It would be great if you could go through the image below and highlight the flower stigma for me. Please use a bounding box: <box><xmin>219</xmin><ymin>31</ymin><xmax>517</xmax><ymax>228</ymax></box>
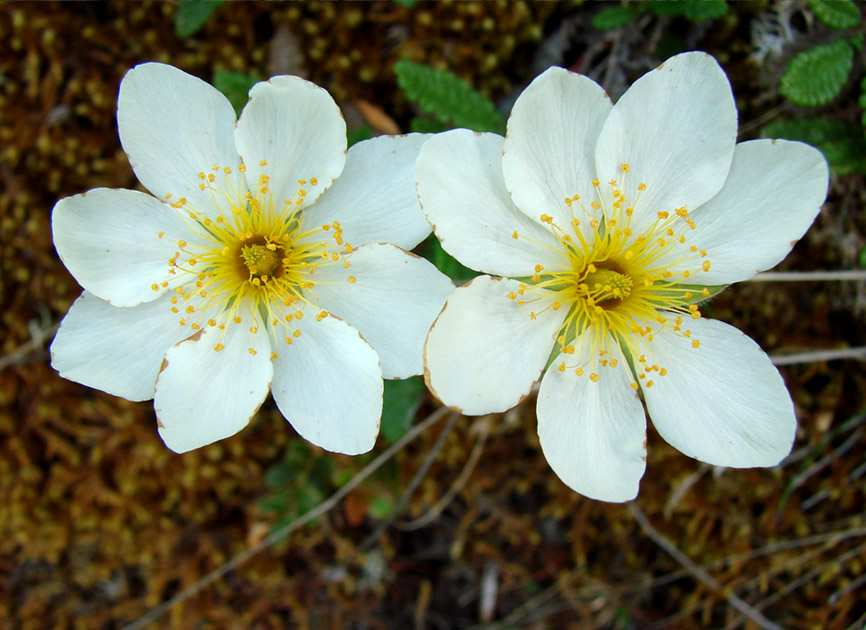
<box><xmin>152</xmin><ymin>161</ymin><xmax>353</xmax><ymax>356</ymax></box>
<box><xmin>509</xmin><ymin>163</ymin><xmax>714</xmax><ymax>387</ymax></box>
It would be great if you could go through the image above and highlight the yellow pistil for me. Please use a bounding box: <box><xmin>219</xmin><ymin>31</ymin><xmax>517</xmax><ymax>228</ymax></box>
<box><xmin>511</xmin><ymin>162</ymin><xmax>712</xmax><ymax>385</ymax></box>
<box><xmin>156</xmin><ymin>164</ymin><xmax>355</xmax><ymax>352</ymax></box>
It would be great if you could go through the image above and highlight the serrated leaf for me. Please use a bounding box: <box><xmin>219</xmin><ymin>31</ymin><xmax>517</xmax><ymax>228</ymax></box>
<box><xmin>808</xmin><ymin>0</ymin><xmax>862</xmax><ymax>29</ymax></box>
<box><xmin>780</xmin><ymin>39</ymin><xmax>854</xmax><ymax>106</ymax></box>
<box><xmin>394</xmin><ymin>60</ymin><xmax>506</xmax><ymax>134</ymax></box>
<box><xmin>592</xmin><ymin>5</ymin><xmax>641</xmax><ymax>29</ymax></box>
<box><xmin>212</xmin><ymin>70</ymin><xmax>258</xmax><ymax>115</ymax></box>
<box><xmin>762</xmin><ymin>118</ymin><xmax>866</xmax><ymax>175</ymax></box>
<box><xmin>381</xmin><ymin>376</ymin><xmax>424</xmax><ymax>444</ymax></box>
<box><xmin>174</xmin><ymin>0</ymin><xmax>223</xmax><ymax>39</ymax></box>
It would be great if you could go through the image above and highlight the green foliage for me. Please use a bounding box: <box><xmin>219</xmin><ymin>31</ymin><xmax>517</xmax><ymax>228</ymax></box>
<box><xmin>381</xmin><ymin>376</ymin><xmax>425</xmax><ymax>444</ymax></box>
<box><xmin>409</xmin><ymin>117</ymin><xmax>451</xmax><ymax>133</ymax></box>
<box><xmin>808</xmin><ymin>0</ymin><xmax>862</xmax><ymax>29</ymax></box>
<box><xmin>347</xmin><ymin>124</ymin><xmax>373</xmax><ymax>148</ymax></box>
<box><xmin>592</xmin><ymin>5</ymin><xmax>642</xmax><ymax>29</ymax></box>
<box><xmin>859</xmin><ymin>246</ymin><xmax>866</xmax><ymax>268</ymax></box>
<box><xmin>860</xmin><ymin>76</ymin><xmax>866</xmax><ymax>130</ymax></box>
<box><xmin>762</xmin><ymin>118</ymin><xmax>866</xmax><ymax>176</ymax></box>
<box><xmin>212</xmin><ymin>70</ymin><xmax>257</xmax><ymax>116</ymax></box>
<box><xmin>392</xmin><ymin>0</ymin><xmax>417</xmax><ymax>7</ymax></box>
<box><xmin>418</xmin><ymin>234</ymin><xmax>479</xmax><ymax>284</ymax></box>
<box><xmin>174</xmin><ymin>0</ymin><xmax>223</xmax><ymax>38</ymax></box>
<box><xmin>393</xmin><ymin>60</ymin><xmax>506</xmax><ymax>134</ymax></box>
<box><xmin>592</xmin><ymin>0</ymin><xmax>727</xmax><ymax>30</ymax></box>
<box><xmin>259</xmin><ymin>440</ymin><xmax>334</xmax><ymax>525</ymax></box>
<box><xmin>780</xmin><ymin>39</ymin><xmax>854</xmax><ymax>107</ymax></box>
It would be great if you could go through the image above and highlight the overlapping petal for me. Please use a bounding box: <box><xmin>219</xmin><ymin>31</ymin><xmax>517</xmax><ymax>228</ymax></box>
<box><xmin>312</xmin><ymin>243</ymin><xmax>454</xmax><ymax>379</ymax></box>
<box><xmin>117</xmin><ymin>62</ymin><xmax>239</xmax><ymax>213</ymax></box>
<box><xmin>638</xmin><ymin>317</ymin><xmax>796</xmax><ymax>467</ymax></box>
<box><xmin>671</xmin><ymin>139</ymin><xmax>829</xmax><ymax>285</ymax></box>
<box><xmin>594</xmin><ymin>52</ymin><xmax>737</xmax><ymax>237</ymax></box>
<box><xmin>416</xmin><ymin>129</ymin><xmax>564</xmax><ymax>277</ymax></box>
<box><xmin>271</xmin><ymin>314</ymin><xmax>382</xmax><ymax>455</ymax></box>
<box><xmin>303</xmin><ymin>134</ymin><xmax>432</xmax><ymax>251</ymax></box>
<box><xmin>154</xmin><ymin>313</ymin><xmax>273</xmax><ymax>453</ymax></box>
<box><xmin>537</xmin><ymin>335</ymin><xmax>646</xmax><ymax>502</ymax></box>
<box><xmin>50</xmin><ymin>291</ymin><xmax>195</xmax><ymax>402</ymax></box>
<box><xmin>52</xmin><ymin>188</ymin><xmax>201</xmax><ymax>306</ymax></box>
<box><xmin>236</xmin><ymin>75</ymin><xmax>346</xmax><ymax>209</ymax></box>
<box><xmin>424</xmin><ymin>275</ymin><xmax>565</xmax><ymax>415</ymax></box>
<box><xmin>502</xmin><ymin>66</ymin><xmax>612</xmax><ymax>243</ymax></box>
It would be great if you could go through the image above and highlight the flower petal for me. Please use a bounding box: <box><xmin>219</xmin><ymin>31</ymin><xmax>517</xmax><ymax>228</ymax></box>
<box><xmin>416</xmin><ymin>129</ymin><xmax>565</xmax><ymax>278</ymax></box>
<box><xmin>303</xmin><ymin>134</ymin><xmax>432</xmax><ymax>251</ymax></box>
<box><xmin>537</xmin><ymin>336</ymin><xmax>646</xmax><ymax>502</ymax></box>
<box><xmin>50</xmin><ymin>291</ymin><xmax>195</xmax><ymax>402</ymax></box>
<box><xmin>502</xmin><ymin>66</ymin><xmax>612</xmax><ymax>243</ymax></box>
<box><xmin>673</xmin><ymin>139</ymin><xmax>829</xmax><ymax>285</ymax></box>
<box><xmin>271</xmin><ymin>314</ymin><xmax>382</xmax><ymax>455</ymax></box>
<box><xmin>235</xmin><ymin>75</ymin><xmax>346</xmax><ymax>211</ymax></box>
<box><xmin>117</xmin><ymin>62</ymin><xmax>239</xmax><ymax>212</ymax></box>
<box><xmin>312</xmin><ymin>243</ymin><xmax>455</xmax><ymax>379</ymax></box>
<box><xmin>594</xmin><ymin>52</ymin><xmax>737</xmax><ymax>238</ymax></box>
<box><xmin>52</xmin><ymin>188</ymin><xmax>199</xmax><ymax>306</ymax></box>
<box><xmin>424</xmin><ymin>275</ymin><xmax>565</xmax><ymax>415</ymax></box>
<box><xmin>154</xmin><ymin>313</ymin><xmax>273</xmax><ymax>453</ymax></box>
<box><xmin>638</xmin><ymin>316</ymin><xmax>796</xmax><ymax>467</ymax></box>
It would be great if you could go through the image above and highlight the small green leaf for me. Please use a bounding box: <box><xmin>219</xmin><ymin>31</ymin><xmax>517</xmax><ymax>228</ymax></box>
<box><xmin>392</xmin><ymin>0</ymin><xmax>417</xmax><ymax>7</ymax></box>
<box><xmin>381</xmin><ymin>376</ymin><xmax>425</xmax><ymax>444</ymax></box>
<box><xmin>258</xmin><ymin>492</ymin><xmax>290</xmax><ymax>514</ymax></box>
<box><xmin>762</xmin><ymin>118</ymin><xmax>866</xmax><ymax>175</ymax></box>
<box><xmin>860</xmin><ymin>76</ymin><xmax>866</xmax><ymax>131</ymax></box>
<box><xmin>369</xmin><ymin>495</ymin><xmax>395</xmax><ymax>519</ymax></box>
<box><xmin>347</xmin><ymin>124</ymin><xmax>373</xmax><ymax>148</ymax></box>
<box><xmin>264</xmin><ymin>462</ymin><xmax>296</xmax><ymax>488</ymax></box>
<box><xmin>859</xmin><ymin>246</ymin><xmax>866</xmax><ymax>268</ymax></box>
<box><xmin>780</xmin><ymin>39</ymin><xmax>854</xmax><ymax>107</ymax></box>
<box><xmin>174</xmin><ymin>0</ymin><xmax>223</xmax><ymax>39</ymax></box>
<box><xmin>213</xmin><ymin>70</ymin><xmax>258</xmax><ymax>116</ymax></box>
<box><xmin>681</xmin><ymin>0</ymin><xmax>728</xmax><ymax>21</ymax></box>
<box><xmin>851</xmin><ymin>32</ymin><xmax>865</xmax><ymax>51</ymax></box>
<box><xmin>410</xmin><ymin>117</ymin><xmax>451</xmax><ymax>133</ymax></box>
<box><xmin>394</xmin><ymin>60</ymin><xmax>506</xmax><ymax>134</ymax></box>
<box><xmin>808</xmin><ymin>0</ymin><xmax>862</xmax><ymax>29</ymax></box>
<box><xmin>418</xmin><ymin>234</ymin><xmax>479</xmax><ymax>283</ymax></box>
<box><xmin>592</xmin><ymin>5</ymin><xmax>641</xmax><ymax>29</ymax></box>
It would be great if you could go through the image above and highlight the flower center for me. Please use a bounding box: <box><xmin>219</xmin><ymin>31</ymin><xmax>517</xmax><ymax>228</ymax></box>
<box><xmin>150</xmin><ymin>162</ymin><xmax>355</xmax><ymax>357</ymax></box>
<box><xmin>509</xmin><ymin>164</ymin><xmax>716</xmax><ymax>387</ymax></box>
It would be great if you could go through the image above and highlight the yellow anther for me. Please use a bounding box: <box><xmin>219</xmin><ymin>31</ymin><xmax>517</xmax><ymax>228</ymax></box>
<box><xmin>589</xmin><ymin>373</ymin><xmax>599</xmax><ymax>382</ymax></box>
<box><xmin>691</xmin><ymin>339</ymin><xmax>700</xmax><ymax>348</ymax></box>
<box><xmin>637</xmin><ymin>183</ymin><xmax>646</xmax><ymax>191</ymax></box>
<box><xmin>348</xmin><ymin>276</ymin><xmax>357</xmax><ymax>283</ymax></box>
<box><xmin>214</xmin><ymin>343</ymin><xmax>225</xmax><ymax>352</ymax></box>
<box><xmin>702</xmin><ymin>260</ymin><xmax>711</xmax><ymax>272</ymax></box>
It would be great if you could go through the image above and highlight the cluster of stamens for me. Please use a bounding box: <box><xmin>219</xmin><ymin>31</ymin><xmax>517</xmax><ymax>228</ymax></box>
<box><xmin>150</xmin><ymin>161</ymin><xmax>355</xmax><ymax>358</ymax></box>
<box><xmin>509</xmin><ymin>163</ymin><xmax>714</xmax><ymax>388</ymax></box>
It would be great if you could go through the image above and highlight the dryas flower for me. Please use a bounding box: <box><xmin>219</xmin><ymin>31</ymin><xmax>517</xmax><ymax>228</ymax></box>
<box><xmin>51</xmin><ymin>63</ymin><xmax>453</xmax><ymax>454</ymax></box>
<box><xmin>418</xmin><ymin>52</ymin><xmax>829</xmax><ymax>502</ymax></box>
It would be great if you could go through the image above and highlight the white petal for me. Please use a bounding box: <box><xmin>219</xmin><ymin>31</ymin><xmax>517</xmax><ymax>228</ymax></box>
<box><xmin>50</xmin><ymin>292</ymin><xmax>195</xmax><ymax>402</ymax></box>
<box><xmin>674</xmin><ymin>139</ymin><xmax>829</xmax><ymax>285</ymax></box>
<box><xmin>638</xmin><ymin>317</ymin><xmax>796</xmax><ymax>467</ymax></box>
<box><xmin>416</xmin><ymin>129</ymin><xmax>565</xmax><ymax>278</ymax></box>
<box><xmin>271</xmin><ymin>313</ymin><xmax>382</xmax><ymax>455</ymax></box>
<box><xmin>117</xmin><ymin>63</ymin><xmax>239</xmax><ymax>212</ymax></box>
<box><xmin>537</xmin><ymin>336</ymin><xmax>646</xmax><ymax>502</ymax></box>
<box><xmin>424</xmin><ymin>275</ymin><xmax>565</xmax><ymax>415</ymax></box>
<box><xmin>52</xmin><ymin>188</ymin><xmax>199</xmax><ymax>307</ymax></box>
<box><xmin>303</xmin><ymin>134</ymin><xmax>432</xmax><ymax>251</ymax></box>
<box><xmin>235</xmin><ymin>75</ymin><xmax>346</xmax><ymax>211</ymax></box>
<box><xmin>594</xmin><ymin>52</ymin><xmax>737</xmax><ymax>238</ymax></box>
<box><xmin>154</xmin><ymin>313</ymin><xmax>273</xmax><ymax>453</ymax></box>
<box><xmin>502</xmin><ymin>66</ymin><xmax>612</xmax><ymax>243</ymax></box>
<box><xmin>312</xmin><ymin>243</ymin><xmax>455</xmax><ymax>379</ymax></box>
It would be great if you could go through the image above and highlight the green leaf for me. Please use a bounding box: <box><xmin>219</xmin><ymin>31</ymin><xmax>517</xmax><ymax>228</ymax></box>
<box><xmin>851</xmin><ymin>32</ymin><xmax>865</xmax><ymax>51</ymax></box>
<box><xmin>369</xmin><ymin>495</ymin><xmax>395</xmax><ymax>520</ymax></box>
<box><xmin>859</xmin><ymin>246</ymin><xmax>866</xmax><ymax>268</ymax></box>
<box><xmin>808</xmin><ymin>0</ymin><xmax>862</xmax><ymax>29</ymax></box>
<box><xmin>174</xmin><ymin>0</ymin><xmax>223</xmax><ymax>39</ymax></box>
<box><xmin>681</xmin><ymin>0</ymin><xmax>728</xmax><ymax>21</ymax></box>
<box><xmin>264</xmin><ymin>462</ymin><xmax>296</xmax><ymax>488</ymax></box>
<box><xmin>762</xmin><ymin>118</ymin><xmax>866</xmax><ymax>175</ymax></box>
<box><xmin>409</xmin><ymin>117</ymin><xmax>451</xmax><ymax>133</ymax></box>
<box><xmin>860</xmin><ymin>76</ymin><xmax>866</xmax><ymax>131</ymax></box>
<box><xmin>394</xmin><ymin>60</ymin><xmax>506</xmax><ymax>134</ymax></box>
<box><xmin>347</xmin><ymin>124</ymin><xmax>373</xmax><ymax>148</ymax></box>
<box><xmin>212</xmin><ymin>70</ymin><xmax>257</xmax><ymax>116</ymax></box>
<box><xmin>392</xmin><ymin>0</ymin><xmax>417</xmax><ymax>6</ymax></box>
<box><xmin>592</xmin><ymin>5</ymin><xmax>642</xmax><ymax>29</ymax></box>
<box><xmin>418</xmin><ymin>234</ymin><xmax>479</xmax><ymax>283</ymax></box>
<box><xmin>381</xmin><ymin>376</ymin><xmax>425</xmax><ymax>444</ymax></box>
<box><xmin>780</xmin><ymin>39</ymin><xmax>854</xmax><ymax>106</ymax></box>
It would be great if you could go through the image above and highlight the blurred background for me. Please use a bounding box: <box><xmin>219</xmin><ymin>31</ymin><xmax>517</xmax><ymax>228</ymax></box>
<box><xmin>1</xmin><ymin>1</ymin><xmax>865</xmax><ymax>628</ymax></box>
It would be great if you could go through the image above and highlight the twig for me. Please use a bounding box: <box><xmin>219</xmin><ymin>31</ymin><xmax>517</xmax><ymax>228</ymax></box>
<box><xmin>770</xmin><ymin>347</ymin><xmax>866</xmax><ymax>366</ymax></box>
<box><xmin>747</xmin><ymin>270</ymin><xmax>866</xmax><ymax>282</ymax></box>
<box><xmin>0</xmin><ymin>322</ymin><xmax>58</xmax><ymax>371</ymax></box>
<box><xmin>359</xmin><ymin>410</ymin><xmax>460</xmax><ymax>550</ymax></box>
<box><xmin>627</xmin><ymin>502</ymin><xmax>783</xmax><ymax>630</ymax></box>
<box><xmin>121</xmin><ymin>406</ymin><xmax>453</xmax><ymax>630</ymax></box>
<box><xmin>398</xmin><ymin>416</ymin><xmax>490</xmax><ymax>531</ymax></box>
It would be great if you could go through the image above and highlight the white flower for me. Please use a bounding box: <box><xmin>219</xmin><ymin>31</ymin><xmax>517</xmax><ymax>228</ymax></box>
<box><xmin>417</xmin><ymin>52</ymin><xmax>829</xmax><ymax>502</ymax></box>
<box><xmin>51</xmin><ymin>63</ymin><xmax>454</xmax><ymax>455</ymax></box>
